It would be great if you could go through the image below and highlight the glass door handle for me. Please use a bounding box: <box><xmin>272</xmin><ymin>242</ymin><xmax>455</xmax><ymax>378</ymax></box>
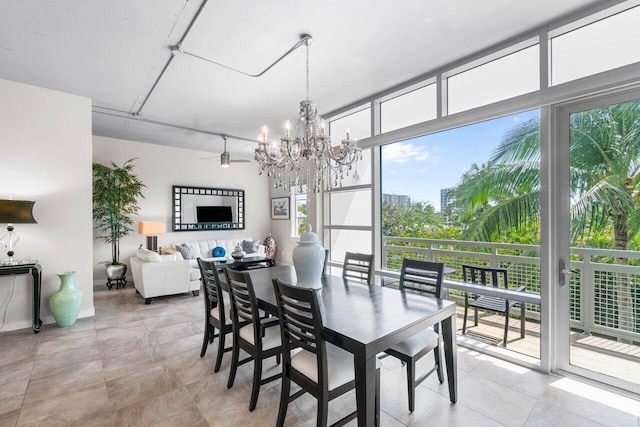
<box><xmin>559</xmin><ymin>259</ymin><xmax>579</xmax><ymax>286</ymax></box>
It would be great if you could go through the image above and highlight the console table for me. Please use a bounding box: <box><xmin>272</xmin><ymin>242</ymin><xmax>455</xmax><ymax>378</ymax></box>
<box><xmin>0</xmin><ymin>263</ymin><xmax>42</xmax><ymax>333</ymax></box>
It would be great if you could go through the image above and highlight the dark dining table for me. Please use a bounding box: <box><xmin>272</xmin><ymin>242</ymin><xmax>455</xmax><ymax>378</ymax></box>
<box><xmin>244</xmin><ymin>265</ymin><xmax>458</xmax><ymax>427</ymax></box>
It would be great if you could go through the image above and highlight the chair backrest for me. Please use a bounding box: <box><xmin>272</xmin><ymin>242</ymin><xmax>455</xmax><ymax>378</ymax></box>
<box><xmin>272</xmin><ymin>278</ymin><xmax>328</xmax><ymax>387</ymax></box>
<box><xmin>399</xmin><ymin>259</ymin><xmax>444</xmax><ymax>298</ymax></box>
<box><xmin>197</xmin><ymin>258</ymin><xmax>225</xmax><ymax>319</ymax></box>
<box><xmin>322</xmin><ymin>249</ymin><xmax>330</xmax><ymax>276</ymax></box>
<box><xmin>225</xmin><ymin>268</ymin><xmax>262</xmax><ymax>344</ymax></box>
<box><xmin>342</xmin><ymin>252</ymin><xmax>374</xmax><ymax>285</ymax></box>
<box><xmin>462</xmin><ymin>264</ymin><xmax>509</xmax><ymax>289</ymax></box>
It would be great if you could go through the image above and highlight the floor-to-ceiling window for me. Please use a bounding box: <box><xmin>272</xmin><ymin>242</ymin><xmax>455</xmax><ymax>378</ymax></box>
<box><xmin>323</xmin><ymin>0</ymin><xmax>640</xmax><ymax>391</ymax></box>
<box><xmin>324</xmin><ymin>106</ymin><xmax>374</xmax><ymax>276</ymax></box>
<box><xmin>380</xmin><ymin>110</ymin><xmax>542</xmax><ymax>359</ymax></box>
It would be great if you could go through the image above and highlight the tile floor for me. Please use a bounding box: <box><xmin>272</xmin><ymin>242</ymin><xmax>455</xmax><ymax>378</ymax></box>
<box><xmin>1</xmin><ymin>286</ymin><xmax>640</xmax><ymax>426</ymax></box>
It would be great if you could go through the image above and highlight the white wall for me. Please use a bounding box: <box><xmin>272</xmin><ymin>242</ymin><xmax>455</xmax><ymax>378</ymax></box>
<box><xmin>0</xmin><ymin>78</ymin><xmax>93</xmax><ymax>332</ymax></box>
<box><xmin>92</xmin><ymin>136</ymin><xmax>273</xmax><ymax>282</ymax></box>
<box><xmin>269</xmin><ymin>186</ymin><xmax>296</xmax><ymax>265</ymax></box>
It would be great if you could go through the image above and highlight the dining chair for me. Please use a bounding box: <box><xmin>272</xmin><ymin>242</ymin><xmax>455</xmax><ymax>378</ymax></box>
<box><xmin>342</xmin><ymin>252</ymin><xmax>374</xmax><ymax>285</ymax></box>
<box><xmin>225</xmin><ymin>267</ymin><xmax>282</xmax><ymax>411</ymax></box>
<box><xmin>461</xmin><ymin>264</ymin><xmax>526</xmax><ymax>347</ymax></box>
<box><xmin>322</xmin><ymin>248</ymin><xmax>330</xmax><ymax>276</ymax></box>
<box><xmin>197</xmin><ymin>258</ymin><xmax>233</xmax><ymax>372</ymax></box>
<box><xmin>272</xmin><ymin>278</ymin><xmax>380</xmax><ymax>427</ymax></box>
<box><xmin>383</xmin><ymin>259</ymin><xmax>444</xmax><ymax>412</ymax></box>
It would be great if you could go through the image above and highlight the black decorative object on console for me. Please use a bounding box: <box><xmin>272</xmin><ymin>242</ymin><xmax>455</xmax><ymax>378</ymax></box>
<box><xmin>0</xmin><ymin>199</ymin><xmax>37</xmax><ymax>265</ymax></box>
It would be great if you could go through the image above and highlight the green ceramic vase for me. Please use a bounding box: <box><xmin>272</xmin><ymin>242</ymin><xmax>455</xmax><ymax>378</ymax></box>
<box><xmin>49</xmin><ymin>271</ymin><xmax>83</xmax><ymax>327</ymax></box>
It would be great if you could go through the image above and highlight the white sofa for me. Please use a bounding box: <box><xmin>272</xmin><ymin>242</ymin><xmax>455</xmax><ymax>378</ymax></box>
<box><xmin>130</xmin><ymin>249</ymin><xmax>201</xmax><ymax>304</ymax></box>
<box><xmin>165</xmin><ymin>237</ymin><xmax>266</xmax><ymax>269</ymax></box>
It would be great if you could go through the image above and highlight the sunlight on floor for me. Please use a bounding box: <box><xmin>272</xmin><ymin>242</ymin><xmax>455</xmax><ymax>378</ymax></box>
<box><xmin>550</xmin><ymin>377</ymin><xmax>640</xmax><ymax>416</ymax></box>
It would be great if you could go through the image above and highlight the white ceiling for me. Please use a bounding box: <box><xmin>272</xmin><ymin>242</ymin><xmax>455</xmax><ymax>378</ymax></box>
<box><xmin>0</xmin><ymin>0</ymin><xmax>609</xmax><ymax>159</ymax></box>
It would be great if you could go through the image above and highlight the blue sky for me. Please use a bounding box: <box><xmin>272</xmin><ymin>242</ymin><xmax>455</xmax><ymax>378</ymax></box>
<box><xmin>381</xmin><ymin>109</ymin><xmax>539</xmax><ymax>210</ymax></box>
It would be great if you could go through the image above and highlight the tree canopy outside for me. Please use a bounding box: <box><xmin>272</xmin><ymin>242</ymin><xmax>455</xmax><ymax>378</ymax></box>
<box><xmin>381</xmin><ymin>100</ymin><xmax>640</xmax><ymax>333</ymax></box>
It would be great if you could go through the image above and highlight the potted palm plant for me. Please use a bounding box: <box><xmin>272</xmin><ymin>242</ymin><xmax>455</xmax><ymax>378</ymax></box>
<box><xmin>92</xmin><ymin>159</ymin><xmax>145</xmax><ymax>288</ymax></box>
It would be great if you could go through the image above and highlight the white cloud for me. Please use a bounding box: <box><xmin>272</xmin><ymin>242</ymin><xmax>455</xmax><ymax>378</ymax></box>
<box><xmin>382</xmin><ymin>142</ymin><xmax>431</xmax><ymax>164</ymax></box>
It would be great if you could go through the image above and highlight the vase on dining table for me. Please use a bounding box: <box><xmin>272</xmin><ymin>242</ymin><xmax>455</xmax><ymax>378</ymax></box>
<box><xmin>292</xmin><ymin>225</ymin><xmax>324</xmax><ymax>289</ymax></box>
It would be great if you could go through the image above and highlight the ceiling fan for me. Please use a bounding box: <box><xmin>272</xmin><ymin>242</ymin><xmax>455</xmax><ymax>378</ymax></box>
<box><xmin>199</xmin><ymin>135</ymin><xmax>251</xmax><ymax>168</ymax></box>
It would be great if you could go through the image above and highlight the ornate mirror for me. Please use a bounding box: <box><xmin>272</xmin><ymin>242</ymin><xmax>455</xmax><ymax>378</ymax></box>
<box><xmin>172</xmin><ymin>185</ymin><xmax>245</xmax><ymax>231</ymax></box>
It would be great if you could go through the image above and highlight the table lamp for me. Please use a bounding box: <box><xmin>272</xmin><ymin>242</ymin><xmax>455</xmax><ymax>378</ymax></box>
<box><xmin>138</xmin><ymin>221</ymin><xmax>166</xmax><ymax>252</ymax></box>
<box><xmin>0</xmin><ymin>199</ymin><xmax>37</xmax><ymax>265</ymax></box>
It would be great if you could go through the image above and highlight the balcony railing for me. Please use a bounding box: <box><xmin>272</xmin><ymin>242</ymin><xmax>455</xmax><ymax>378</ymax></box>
<box><xmin>382</xmin><ymin>237</ymin><xmax>640</xmax><ymax>343</ymax></box>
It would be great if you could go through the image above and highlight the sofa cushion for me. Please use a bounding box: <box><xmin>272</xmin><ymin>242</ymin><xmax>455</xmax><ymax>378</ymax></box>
<box><xmin>176</xmin><ymin>243</ymin><xmax>198</xmax><ymax>260</ymax></box>
<box><xmin>242</xmin><ymin>239</ymin><xmax>260</xmax><ymax>254</ymax></box>
<box><xmin>136</xmin><ymin>248</ymin><xmax>162</xmax><ymax>263</ymax></box>
<box><xmin>171</xmin><ymin>238</ymin><xmax>263</xmax><ymax>262</ymax></box>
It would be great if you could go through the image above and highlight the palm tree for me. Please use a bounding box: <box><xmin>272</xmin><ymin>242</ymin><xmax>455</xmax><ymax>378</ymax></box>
<box><xmin>455</xmin><ymin>100</ymin><xmax>640</xmax><ymax>332</ymax></box>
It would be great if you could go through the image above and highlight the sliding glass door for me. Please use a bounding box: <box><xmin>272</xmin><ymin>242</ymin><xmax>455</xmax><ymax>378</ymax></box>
<box><xmin>555</xmin><ymin>92</ymin><xmax>640</xmax><ymax>393</ymax></box>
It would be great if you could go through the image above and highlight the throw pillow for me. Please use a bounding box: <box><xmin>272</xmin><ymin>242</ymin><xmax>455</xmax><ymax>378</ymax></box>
<box><xmin>242</xmin><ymin>239</ymin><xmax>259</xmax><ymax>254</ymax></box>
<box><xmin>212</xmin><ymin>246</ymin><xmax>226</xmax><ymax>258</ymax></box>
<box><xmin>136</xmin><ymin>248</ymin><xmax>162</xmax><ymax>263</ymax></box>
<box><xmin>176</xmin><ymin>243</ymin><xmax>198</xmax><ymax>260</ymax></box>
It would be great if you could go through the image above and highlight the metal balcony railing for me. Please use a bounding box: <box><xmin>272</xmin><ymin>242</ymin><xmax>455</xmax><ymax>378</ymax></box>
<box><xmin>382</xmin><ymin>237</ymin><xmax>640</xmax><ymax>343</ymax></box>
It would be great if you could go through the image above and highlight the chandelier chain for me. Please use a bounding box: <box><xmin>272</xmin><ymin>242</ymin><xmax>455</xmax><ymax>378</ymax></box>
<box><xmin>305</xmin><ymin>41</ymin><xmax>310</xmax><ymax>101</ymax></box>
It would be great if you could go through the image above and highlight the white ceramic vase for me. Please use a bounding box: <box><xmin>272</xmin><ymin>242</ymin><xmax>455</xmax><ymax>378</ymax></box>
<box><xmin>292</xmin><ymin>225</ymin><xmax>324</xmax><ymax>289</ymax></box>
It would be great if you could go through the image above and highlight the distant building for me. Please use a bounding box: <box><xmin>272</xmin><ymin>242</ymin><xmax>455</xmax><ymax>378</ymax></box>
<box><xmin>440</xmin><ymin>187</ymin><xmax>456</xmax><ymax>224</ymax></box>
<box><xmin>382</xmin><ymin>193</ymin><xmax>411</xmax><ymax>207</ymax></box>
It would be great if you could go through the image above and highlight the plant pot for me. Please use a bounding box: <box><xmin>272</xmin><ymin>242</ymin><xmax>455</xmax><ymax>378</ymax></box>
<box><xmin>49</xmin><ymin>271</ymin><xmax>83</xmax><ymax>327</ymax></box>
<box><xmin>105</xmin><ymin>263</ymin><xmax>127</xmax><ymax>289</ymax></box>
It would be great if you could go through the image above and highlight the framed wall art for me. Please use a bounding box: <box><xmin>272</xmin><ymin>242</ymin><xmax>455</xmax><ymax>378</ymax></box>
<box><xmin>271</xmin><ymin>197</ymin><xmax>290</xmax><ymax>220</ymax></box>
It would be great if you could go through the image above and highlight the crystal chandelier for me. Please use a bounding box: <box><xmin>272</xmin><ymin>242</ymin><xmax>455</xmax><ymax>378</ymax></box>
<box><xmin>254</xmin><ymin>35</ymin><xmax>362</xmax><ymax>193</ymax></box>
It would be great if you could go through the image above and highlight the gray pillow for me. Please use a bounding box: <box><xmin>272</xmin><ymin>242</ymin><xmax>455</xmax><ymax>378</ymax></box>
<box><xmin>176</xmin><ymin>243</ymin><xmax>198</xmax><ymax>260</ymax></box>
<box><xmin>242</xmin><ymin>239</ymin><xmax>259</xmax><ymax>254</ymax></box>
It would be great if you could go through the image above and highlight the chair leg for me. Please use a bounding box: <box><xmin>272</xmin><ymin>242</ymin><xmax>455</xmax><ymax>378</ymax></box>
<box><xmin>276</xmin><ymin>353</ymin><xmax>281</xmax><ymax>365</ymax></box>
<box><xmin>214</xmin><ymin>328</ymin><xmax>225</xmax><ymax>373</ymax></box>
<box><xmin>407</xmin><ymin>358</ymin><xmax>416</xmax><ymax>412</ymax></box>
<box><xmin>317</xmin><ymin>391</ymin><xmax>329</xmax><ymax>427</ymax></box>
<box><xmin>249</xmin><ymin>354</ymin><xmax>262</xmax><ymax>411</ymax></box>
<box><xmin>276</xmin><ymin>375</ymin><xmax>291</xmax><ymax>427</ymax></box>
<box><xmin>227</xmin><ymin>337</ymin><xmax>240</xmax><ymax>389</ymax></box>
<box><xmin>462</xmin><ymin>301</ymin><xmax>468</xmax><ymax>334</ymax></box>
<box><xmin>520</xmin><ymin>304</ymin><xmax>526</xmax><ymax>338</ymax></box>
<box><xmin>503</xmin><ymin>311</ymin><xmax>510</xmax><ymax>348</ymax></box>
<box><xmin>375</xmin><ymin>367</ymin><xmax>381</xmax><ymax>427</ymax></box>
<box><xmin>434</xmin><ymin>346</ymin><xmax>444</xmax><ymax>384</ymax></box>
<box><xmin>200</xmin><ymin>324</ymin><xmax>210</xmax><ymax>358</ymax></box>
<box><xmin>474</xmin><ymin>307</ymin><xmax>478</xmax><ymax>326</ymax></box>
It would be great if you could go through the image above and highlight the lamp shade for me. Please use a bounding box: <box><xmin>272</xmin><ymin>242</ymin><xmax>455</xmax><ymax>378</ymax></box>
<box><xmin>0</xmin><ymin>200</ymin><xmax>37</xmax><ymax>224</ymax></box>
<box><xmin>138</xmin><ymin>221</ymin><xmax>166</xmax><ymax>236</ymax></box>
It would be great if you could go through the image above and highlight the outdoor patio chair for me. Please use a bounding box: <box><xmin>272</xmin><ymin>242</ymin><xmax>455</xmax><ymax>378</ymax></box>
<box><xmin>461</xmin><ymin>264</ymin><xmax>526</xmax><ymax>347</ymax></box>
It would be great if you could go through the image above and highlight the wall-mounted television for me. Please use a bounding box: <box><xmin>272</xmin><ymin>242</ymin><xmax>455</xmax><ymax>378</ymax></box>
<box><xmin>196</xmin><ymin>205</ymin><xmax>233</xmax><ymax>223</ymax></box>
